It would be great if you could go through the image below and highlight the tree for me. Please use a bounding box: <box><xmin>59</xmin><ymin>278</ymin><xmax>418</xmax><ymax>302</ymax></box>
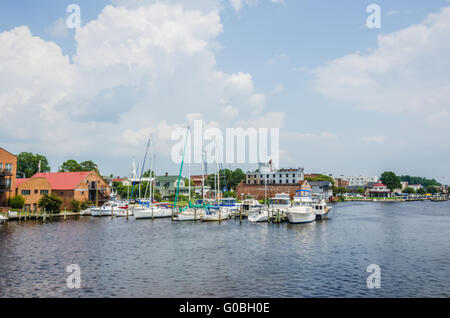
<box><xmin>417</xmin><ymin>188</ymin><xmax>426</xmax><ymax>195</ymax></box>
<box><xmin>334</xmin><ymin>187</ymin><xmax>349</xmax><ymax>195</ymax></box>
<box><xmin>399</xmin><ymin>175</ymin><xmax>441</xmax><ymax>188</ymax></box>
<box><xmin>80</xmin><ymin>161</ymin><xmax>97</xmax><ymax>172</ymax></box>
<box><xmin>38</xmin><ymin>194</ymin><xmax>63</xmax><ymax>213</ymax></box>
<box><xmin>71</xmin><ymin>200</ymin><xmax>80</xmax><ymax>212</ymax></box>
<box><xmin>426</xmin><ymin>186</ymin><xmax>437</xmax><ymax>194</ymax></box>
<box><xmin>404</xmin><ymin>187</ymin><xmax>416</xmax><ymax>194</ymax></box>
<box><xmin>10</xmin><ymin>195</ymin><xmax>25</xmax><ymax>210</ymax></box>
<box><xmin>60</xmin><ymin>159</ymin><xmax>98</xmax><ymax>172</ymax></box>
<box><xmin>17</xmin><ymin>152</ymin><xmax>51</xmax><ymax>178</ymax></box>
<box><xmin>143</xmin><ymin>170</ymin><xmax>156</xmax><ymax>178</ymax></box>
<box><xmin>357</xmin><ymin>188</ymin><xmax>366</xmax><ymax>195</ymax></box>
<box><xmin>380</xmin><ymin>171</ymin><xmax>401</xmax><ymax>191</ymax></box>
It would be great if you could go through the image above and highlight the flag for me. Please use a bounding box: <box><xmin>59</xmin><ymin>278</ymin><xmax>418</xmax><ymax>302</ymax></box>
<box><xmin>38</xmin><ymin>160</ymin><xmax>41</xmax><ymax>173</ymax></box>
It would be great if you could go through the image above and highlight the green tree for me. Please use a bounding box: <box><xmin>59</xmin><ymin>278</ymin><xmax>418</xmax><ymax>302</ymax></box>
<box><xmin>426</xmin><ymin>186</ymin><xmax>437</xmax><ymax>194</ymax></box>
<box><xmin>417</xmin><ymin>188</ymin><xmax>426</xmax><ymax>195</ymax></box>
<box><xmin>38</xmin><ymin>194</ymin><xmax>63</xmax><ymax>213</ymax></box>
<box><xmin>60</xmin><ymin>160</ymin><xmax>82</xmax><ymax>172</ymax></box>
<box><xmin>80</xmin><ymin>161</ymin><xmax>97</xmax><ymax>172</ymax></box>
<box><xmin>404</xmin><ymin>187</ymin><xmax>416</xmax><ymax>194</ymax></box>
<box><xmin>143</xmin><ymin>170</ymin><xmax>156</xmax><ymax>178</ymax></box>
<box><xmin>334</xmin><ymin>187</ymin><xmax>349</xmax><ymax>195</ymax></box>
<box><xmin>399</xmin><ymin>175</ymin><xmax>441</xmax><ymax>188</ymax></box>
<box><xmin>10</xmin><ymin>195</ymin><xmax>25</xmax><ymax>210</ymax></box>
<box><xmin>17</xmin><ymin>152</ymin><xmax>51</xmax><ymax>178</ymax></box>
<box><xmin>380</xmin><ymin>171</ymin><xmax>401</xmax><ymax>191</ymax></box>
<box><xmin>357</xmin><ymin>188</ymin><xmax>366</xmax><ymax>195</ymax></box>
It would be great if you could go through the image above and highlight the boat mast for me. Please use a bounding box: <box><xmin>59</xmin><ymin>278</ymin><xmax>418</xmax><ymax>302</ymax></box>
<box><xmin>174</xmin><ymin>126</ymin><xmax>190</xmax><ymax>210</ymax></box>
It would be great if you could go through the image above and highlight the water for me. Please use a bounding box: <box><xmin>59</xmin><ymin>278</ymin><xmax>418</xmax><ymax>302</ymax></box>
<box><xmin>0</xmin><ymin>201</ymin><xmax>449</xmax><ymax>298</ymax></box>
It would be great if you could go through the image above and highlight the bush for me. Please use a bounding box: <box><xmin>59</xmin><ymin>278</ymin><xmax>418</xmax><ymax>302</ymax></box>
<box><xmin>38</xmin><ymin>194</ymin><xmax>63</xmax><ymax>214</ymax></box>
<box><xmin>71</xmin><ymin>200</ymin><xmax>80</xmax><ymax>212</ymax></box>
<box><xmin>80</xmin><ymin>200</ymin><xmax>93</xmax><ymax>210</ymax></box>
<box><xmin>10</xmin><ymin>195</ymin><xmax>25</xmax><ymax>210</ymax></box>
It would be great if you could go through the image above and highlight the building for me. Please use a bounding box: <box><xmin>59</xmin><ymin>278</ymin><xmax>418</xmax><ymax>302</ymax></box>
<box><xmin>309</xmin><ymin>181</ymin><xmax>334</xmax><ymax>202</ymax></box>
<box><xmin>0</xmin><ymin>147</ymin><xmax>17</xmax><ymax>208</ymax></box>
<box><xmin>369</xmin><ymin>183</ymin><xmax>391</xmax><ymax>198</ymax></box>
<box><xmin>338</xmin><ymin>175</ymin><xmax>379</xmax><ymax>187</ymax></box>
<box><xmin>334</xmin><ymin>178</ymin><xmax>350</xmax><ymax>188</ymax></box>
<box><xmin>409</xmin><ymin>184</ymin><xmax>423</xmax><ymax>192</ymax></box>
<box><xmin>15</xmin><ymin>171</ymin><xmax>111</xmax><ymax>211</ymax></box>
<box><xmin>190</xmin><ymin>175</ymin><xmax>209</xmax><ymax>187</ymax></box>
<box><xmin>245</xmin><ymin>162</ymin><xmax>304</xmax><ymax>186</ymax></box>
<box><xmin>155</xmin><ymin>174</ymin><xmax>186</xmax><ymax>198</ymax></box>
<box><xmin>236</xmin><ymin>180</ymin><xmax>311</xmax><ymax>200</ymax></box>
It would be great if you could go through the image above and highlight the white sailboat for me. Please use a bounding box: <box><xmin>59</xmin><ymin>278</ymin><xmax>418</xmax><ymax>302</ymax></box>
<box><xmin>249</xmin><ymin>164</ymin><xmax>270</xmax><ymax>223</ymax></box>
<box><xmin>0</xmin><ymin>214</ymin><xmax>7</xmax><ymax>224</ymax></box>
<box><xmin>286</xmin><ymin>190</ymin><xmax>316</xmax><ymax>224</ymax></box>
<box><xmin>91</xmin><ymin>201</ymin><xmax>130</xmax><ymax>217</ymax></box>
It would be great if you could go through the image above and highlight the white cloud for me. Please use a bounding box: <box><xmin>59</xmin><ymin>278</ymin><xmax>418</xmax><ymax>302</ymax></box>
<box><xmin>272</xmin><ymin>83</ymin><xmax>284</xmax><ymax>94</ymax></box>
<box><xmin>48</xmin><ymin>17</ymin><xmax>69</xmax><ymax>38</ymax></box>
<box><xmin>0</xmin><ymin>3</ymin><xmax>271</xmax><ymax>168</ymax></box>
<box><xmin>312</xmin><ymin>6</ymin><xmax>450</xmax><ymax>126</ymax></box>
<box><xmin>362</xmin><ymin>136</ymin><xmax>387</xmax><ymax>144</ymax></box>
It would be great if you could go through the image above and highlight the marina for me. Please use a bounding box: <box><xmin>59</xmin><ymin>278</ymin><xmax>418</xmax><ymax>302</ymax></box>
<box><xmin>1</xmin><ymin>200</ymin><xmax>449</xmax><ymax>298</ymax></box>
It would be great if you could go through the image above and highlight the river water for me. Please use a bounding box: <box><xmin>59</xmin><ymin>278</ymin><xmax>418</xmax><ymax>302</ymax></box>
<box><xmin>0</xmin><ymin>201</ymin><xmax>449</xmax><ymax>298</ymax></box>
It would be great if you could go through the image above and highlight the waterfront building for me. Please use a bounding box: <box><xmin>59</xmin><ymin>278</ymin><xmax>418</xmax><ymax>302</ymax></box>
<box><xmin>15</xmin><ymin>171</ymin><xmax>111</xmax><ymax>211</ymax></box>
<box><xmin>190</xmin><ymin>175</ymin><xmax>209</xmax><ymax>187</ymax></box>
<box><xmin>309</xmin><ymin>181</ymin><xmax>334</xmax><ymax>202</ymax></box>
<box><xmin>338</xmin><ymin>175</ymin><xmax>380</xmax><ymax>187</ymax></box>
<box><xmin>334</xmin><ymin>178</ymin><xmax>350</xmax><ymax>188</ymax></box>
<box><xmin>236</xmin><ymin>163</ymin><xmax>310</xmax><ymax>200</ymax></box>
<box><xmin>0</xmin><ymin>147</ymin><xmax>17</xmax><ymax>209</ymax></box>
<box><xmin>409</xmin><ymin>184</ymin><xmax>423</xmax><ymax>192</ymax></box>
<box><xmin>369</xmin><ymin>183</ymin><xmax>391</xmax><ymax>198</ymax></box>
<box><xmin>245</xmin><ymin>162</ymin><xmax>304</xmax><ymax>186</ymax></box>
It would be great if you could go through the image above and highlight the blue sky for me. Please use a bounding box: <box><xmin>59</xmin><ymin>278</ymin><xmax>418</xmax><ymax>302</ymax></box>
<box><xmin>0</xmin><ymin>0</ymin><xmax>449</xmax><ymax>183</ymax></box>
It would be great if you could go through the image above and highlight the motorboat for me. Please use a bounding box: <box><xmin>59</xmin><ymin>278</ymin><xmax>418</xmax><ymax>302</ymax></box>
<box><xmin>248</xmin><ymin>207</ymin><xmax>270</xmax><ymax>223</ymax></box>
<box><xmin>133</xmin><ymin>204</ymin><xmax>172</xmax><ymax>219</ymax></box>
<box><xmin>91</xmin><ymin>201</ymin><xmax>130</xmax><ymax>217</ymax></box>
<box><xmin>241</xmin><ymin>198</ymin><xmax>263</xmax><ymax>217</ymax></box>
<box><xmin>286</xmin><ymin>190</ymin><xmax>316</xmax><ymax>224</ymax></box>
<box><xmin>0</xmin><ymin>214</ymin><xmax>7</xmax><ymax>224</ymax></box>
<box><xmin>268</xmin><ymin>193</ymin><xmax>291</xmax><ymax>215</ymax></box>
<box><xmin>201</xmin><ymin>207</ymin><xmax>231</xmax><ymax>222</ymax></box>
<box><xmin>312</xmin><ymin>196</ymin><xmax>332</xmax><ymax>220</ymax></box>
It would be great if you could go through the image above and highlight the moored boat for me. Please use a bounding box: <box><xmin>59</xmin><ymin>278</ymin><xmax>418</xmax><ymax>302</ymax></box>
<box><xmin>248</xmin><ymin>208</ymin><xmax>270</xmax><ymax>223</ymax></box>
<box><xmin>0</xmin><ymin>214</ymin><xmax>7</xmax><ymax>224</ymax></box>
<box><xmin>286</xmin><ymin>190</ymin><xmax>316</xmax><ymax>224</ymax></box>
<box><xmin>312</xmin><ymin>196</ymin><xmax>332</xmax><ymax>220</ymax></box>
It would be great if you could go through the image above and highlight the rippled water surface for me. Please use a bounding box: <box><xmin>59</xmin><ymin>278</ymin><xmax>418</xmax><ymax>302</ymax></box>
<box><xmin>1</xmin><ymin>201</ymin><xmax>449</xmax><ymax>298</ymax></box>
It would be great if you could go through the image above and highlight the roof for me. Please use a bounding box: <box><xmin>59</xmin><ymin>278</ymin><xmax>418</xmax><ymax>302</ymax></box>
<box><xmin>373</xmin><ymin>183</ymin><xmax>386</xmax><ymax>187</ymax></box>
<box><xmin>309</xmin><ymin>181</ymin><xmax>333</xmax><ymax>187</ymax></box>
<box><xmin>32</xmin><ymin>172</ymin><xmax>92</xmax><ymax>190</ymax></box>
<box><xmin>15</xmin><ymin>178</ymin><xmax>30</xmax><ymax>187</ymax></box>
<box><xmin>0</xmin><ymin>147</ymin><xmax>17</xmax><ymax>158</ymax></box>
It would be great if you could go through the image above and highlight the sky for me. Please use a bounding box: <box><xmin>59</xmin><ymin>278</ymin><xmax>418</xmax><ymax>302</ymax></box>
<box><xmin>0</xmin><ymin>0</ymin><xmax>449</xmax><ymax>183</ymax></box>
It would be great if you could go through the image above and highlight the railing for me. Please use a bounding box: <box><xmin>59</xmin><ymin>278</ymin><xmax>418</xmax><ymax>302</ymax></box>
<box><xmin>0</xmin><ymin>185</ymin><xmax>11</xmax><ymax>192</ymax></box>
<box><xmin>0</xmin><ymin>169</ymin><xmax>12</xmax><ymax>177</ymax></box>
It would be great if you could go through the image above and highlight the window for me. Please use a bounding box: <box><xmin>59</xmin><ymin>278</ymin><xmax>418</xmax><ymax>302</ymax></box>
<box><xmin>40</xmin><ymin>190</ymin><xmax>49</xmax><ymax>195</ymax></box>
<box><xmin>34</xmin><ymin>190</ymin><xmax>38</xmax><ymax>194</ymax></box>
<box><xmin>22</xmin><ymin>190</ymin><xmax>31</xmax><ymax>196</ymax></box>
<box><xmin>5</xmin><ymin>179</ymin><xmax>11</xmax><ymax>187</ymax></box>
<box><xmin>5</xmin><ymin>163</ymin><xmax>12</xmax><ymax>172</ymax></box>
<box><xmin>0</xmin><ymin>163</ymin><xmax>2</xmax><ymax>170</ymax></box>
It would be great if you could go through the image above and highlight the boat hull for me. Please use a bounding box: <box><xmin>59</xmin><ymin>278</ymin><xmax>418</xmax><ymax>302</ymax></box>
<box><xmin>286</xmin><ymin>207</ymin><xmax>315</xmax><ymax>224</ymax></box>
<box><xmin>248</xmin><ymin>210</ymin><xmax>269</xmax><ymax>223</ymax></box>
<box><xmin>174</xmin><ymin>211</ymin><xmax>204</xmax><ymax>221</ymax></box>
<box><xmin>201</xmin><ymin>212</ymin><xmax>231</xmax><ymax>222</ymax></box>
<box><xmin>315</xmin><ymin>207</ymin><xmax>332</xmax><ymax>220</ymax></box>
<box><xmin>134</xmin><ymin>208</ymin><xmax>172</xmax><ymax>219</ymax></box>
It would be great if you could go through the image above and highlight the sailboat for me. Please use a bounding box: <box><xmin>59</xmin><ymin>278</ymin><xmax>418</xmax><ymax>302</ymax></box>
<box><xmin>248</xmin><ymin>162</ymin><xmax>270</xmax><ymax>223</ymax></box>
<box><xmin>173</xmin><ymin>127</ymin><xmax>205</xmax><ymax>222</ymax></box>
<box><xmin>133</xmin><ymin>137</ymin><xmax>172</xmax><ymax>220</ymax></box>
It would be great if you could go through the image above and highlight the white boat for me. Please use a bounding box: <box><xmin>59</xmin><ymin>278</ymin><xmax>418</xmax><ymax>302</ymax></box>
<box><xmin>248</xmin><ymin>208</ymin><xmax>270</xmax><ymax>223</ymax></box>
<box><xmin>91</xmin><ymin>201</ymin><xmax>130</xmax><ymax>217</ymax></box>
<box><xmin>312</xmin><ymin>196</ymin><xmax>332</xmax><ymax>220</ymax></box>
<box><xmin>173</xmin><ymin>208</ymin><xmax>204</xmax><ymax>221</ymax></box>
<box><xmin>0</xmin><ymin>215</ymin><xmax>7</xmax><ymax>224</ymax></box>
<box><xmin>286</xmin><ymin>190</ymin><xmax>316</xmax><ymax>224</ymax></box>
<box><xmin>134</xmin><ymin>206</ymin><xmax>172</xmax><ymax>219</ymax></box>
<box><xmin>269</xmin><ymin>193</ymin><xmax>291</xmax><ymax>214</ymax></box>
<box><xmin>241</xmin><ymin>198</ymin><xmax>263</xmax><ymax>217</ymax></box>
<box><xmin>201</xmin><ymin>208</ymin><xmax>231</xmax><ymax>222</ymax></box>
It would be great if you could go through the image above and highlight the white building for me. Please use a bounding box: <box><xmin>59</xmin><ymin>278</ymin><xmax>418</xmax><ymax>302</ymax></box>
<box><xmin>246</xmin><ymin>162</ymin><xmax>305</xmax><ymax>185</ymax></box>
<box><xmin>339</xmin><ymin>175</ymin><xmax>380</xmax><ymax>187</ymax></box>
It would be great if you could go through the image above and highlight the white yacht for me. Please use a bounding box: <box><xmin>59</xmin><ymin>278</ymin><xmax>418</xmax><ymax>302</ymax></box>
<box><xmin>268</xmin><ymin>193</ymin><xmax>291</xmax><ymax>219</ymax></box>
<box><xmin>0</xmin><ymin>214</ymin><xmax>7</xmax><ymax>224</ymax></box>
<box><xmin>201</xmin><ymin>208</ymin><xmax>231</xmax><ymax>222</ymax></box>
<box><xmin>91</xmin><ymin>201</ymin><xmax>130</xmax><ymax>217</ymax></box>
<box><xmin>286</xmin><ymin>190</ymin><xmax>316</xmax><ymax>224</ymax></box>
<box><xmin>241</xmin><ymin>198</ymin><xmax>263</xmax><ymax>217</ymax></box>
<box><xmin>248</xmin><ymin>207</ymin><xmax>270</xmax><ymax>223</ymax></box>
<box><xmin>174</xmin><ymin>208</ymin><xmax>204</xmax><ymax>221</ymax></box>
<box><xmin>133</xmin><ymin>204</ymin><xmax>172</xmax><ymax>219</ymax></box>
<box><xmin>312</xmin><ymin>196</ymin><xmax>332</xmax><ymax>220</ymax></box>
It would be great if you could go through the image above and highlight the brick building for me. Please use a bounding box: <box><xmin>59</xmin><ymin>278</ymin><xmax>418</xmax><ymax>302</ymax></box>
<box><xmin>236</xmin><ymin>180</ymin><xmax>312</xmax><ymax>200</ymax></box>
<box><xmin>0</xmin><ymin>147</ymin><xmax>17</xmax><ymax>208</ymax></box>
<box><xmin>15</xmin><ymin>171</ymin><xmax>111</xmax><ymax>211</ymax></box>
